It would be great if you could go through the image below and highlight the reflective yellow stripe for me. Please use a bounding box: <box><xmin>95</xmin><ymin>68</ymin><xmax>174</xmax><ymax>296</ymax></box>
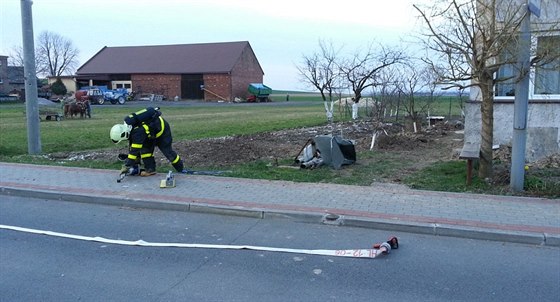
<box><xmin>172</xmin><ymin>155</ymin><xmax>180</xmax><ymax>164</ymax></box>
<box><xmin>128</xmin><ymin>154</ymin><xmax>137</xmax><ymax>160</ymax></box>
<box><xmin>142</xmin><ymin>124</ymin><xmax>150</xmax><ymax>136</ymax></box>
<box><xmin>141</xmin><ymin>153</ymin><xmax>153</xmax><ymax>158</ymax></box>
<box><xmin>131</xmin><ymin>143</ymin><xmax>142</xmax><ymax>148</ymax></box>
<box><xmin>128</xmin><ymin>109</ymin><xmax>146</xmax><ymax>119</ymax></box>
<box><xmin>155</xmin><ymin>117</ymin><xmax>164</xmax><ymax>138</ymax></box>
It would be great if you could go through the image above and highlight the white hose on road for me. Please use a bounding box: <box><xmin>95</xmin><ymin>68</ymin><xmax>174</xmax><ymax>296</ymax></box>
<box><xmin>0</xmin><ymin>224</ymin><xmax>387</xmax><ymax>259</ymax></box>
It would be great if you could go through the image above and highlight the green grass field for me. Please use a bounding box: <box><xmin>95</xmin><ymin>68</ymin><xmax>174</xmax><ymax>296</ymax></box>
<box><xmin>0</xmin><ymin>103</ymin><xmax>328</xmax><ymax>155</ymax></box>
<box><xmin>0</xmin><ymin>95</ymin><xmax>465</xmax><ymax>156</ymax></box>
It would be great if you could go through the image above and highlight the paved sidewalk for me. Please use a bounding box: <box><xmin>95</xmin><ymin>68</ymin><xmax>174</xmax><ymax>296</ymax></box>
<box><xmin>1</xmin><ymin>162</ymin><xmax>558</xmax><ymax>246</ymax></box>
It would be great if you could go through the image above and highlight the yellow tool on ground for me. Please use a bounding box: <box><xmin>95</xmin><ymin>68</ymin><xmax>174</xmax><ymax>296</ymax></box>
<box><xmin>160</xmin><ymin>170</ymin><xmax>175</xmax><ymax>188</ymax></box>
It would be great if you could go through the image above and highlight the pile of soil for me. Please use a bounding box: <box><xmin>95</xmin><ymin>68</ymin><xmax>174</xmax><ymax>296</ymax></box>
<box><xmin>180</xmin><ymin>121</ymin><xmax>464</xmax><ymax>169</ymax></box>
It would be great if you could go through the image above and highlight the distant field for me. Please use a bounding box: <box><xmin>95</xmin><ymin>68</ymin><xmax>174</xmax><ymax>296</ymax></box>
<box><xmin>269</xmin><ymin>90</ymin><xmax>466</xmax><ymax>117</ymax></box>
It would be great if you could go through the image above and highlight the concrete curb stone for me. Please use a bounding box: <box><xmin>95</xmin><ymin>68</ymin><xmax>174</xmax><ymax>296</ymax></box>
<box><xmin>2</xmin><ymin>186</ymin><xmax>557</xmax><ymax>247</ymax></box>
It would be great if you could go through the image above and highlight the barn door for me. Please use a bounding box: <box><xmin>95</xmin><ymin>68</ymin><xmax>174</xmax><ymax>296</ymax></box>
<box><xmin>181</xmin><ymin>74</ymin><xmax>204</xmax><ymax>100</ymax></box>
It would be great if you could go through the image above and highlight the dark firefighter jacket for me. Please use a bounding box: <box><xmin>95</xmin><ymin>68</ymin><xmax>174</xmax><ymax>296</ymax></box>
<box><xmin>124</xmin><ymin>109</ymin><xmax>170</xmax><ymax>166</ymax></box>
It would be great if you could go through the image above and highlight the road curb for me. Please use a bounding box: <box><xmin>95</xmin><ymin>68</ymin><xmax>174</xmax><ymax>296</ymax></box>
<box><xmin>1</xmin><ymin>187</ymin><xmax>558</xmax><ymax>247</ymax></box>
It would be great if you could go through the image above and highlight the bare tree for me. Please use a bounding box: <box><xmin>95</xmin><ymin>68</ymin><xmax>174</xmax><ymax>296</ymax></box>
<box><xmin>299</xmin><ymin>41</ymin><xmax>407</xmax><ymax>122</ymax></box>
<box><xmin>297</xmin><ymin>40</ymin><xmax>343</xmax><ymax>122</ymax></box>
<box><xmin>370</xmin><ymin>67</ymin><xmax>400</xmax><ymax>122</ymax></box>
<box><xmin>8</xmin><ymin>45</ymin><xmax>25</xmax><ymax>67</ymax></box>
<box><xmin>393</xmin><ymin>61</ymin><xmax>433</xmax><ymax>130</ymax></box>
<box><xmin>37</xmin><ymin>31</ymin><xmax>79</xmax><ymax>77</ymax></box>
<box><xmin>414</xmin><ymin>0</ymin><xmax>560</xmax><ymax>179</ymax></box>
<box><xmin>338</xmin><ymin>44</ymin><xmax>406</xmax><ymax>121</ymax></box>
<box><xmin>420</xmin><ymin>63</ymin><xmax>446</xmax><ymax>117</ymax></box>
<box><xmin>339</xmin><ymin>44</ymin><xmax>406</xmax><ymax>105</ymax></box>
<box><xmin>10</xmin><ymin>31</ymin><xmax>79</xmax><ymax>77</ymax></box>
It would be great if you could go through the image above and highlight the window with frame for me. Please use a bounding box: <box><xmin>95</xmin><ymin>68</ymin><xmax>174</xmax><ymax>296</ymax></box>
<box><xmin>494</xmin><ymin>39</ymin><xmax>517</xmax><ymax>97</ymax></box>
<box><xmin>533</xmin><ymin>35</ymin><xmax>560</xmax><ymax>95</ymax></box>
<box><xmin>495</xmin><ymin>35</ymin><xmax>560</xmax><ymax>98</ymax></box>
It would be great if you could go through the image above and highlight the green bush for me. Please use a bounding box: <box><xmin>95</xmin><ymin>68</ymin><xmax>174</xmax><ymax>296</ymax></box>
<box><xmin>50</xmin><ymin>78</ymin><xmax>67</xmax><ymax>96</ymax></box>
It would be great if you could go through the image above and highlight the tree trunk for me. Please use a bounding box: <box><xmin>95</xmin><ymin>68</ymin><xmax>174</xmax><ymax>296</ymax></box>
<box><xmin>478</xmin><ymin>75</ymin><xmax>494</xmax><ymax>180</ymax></box>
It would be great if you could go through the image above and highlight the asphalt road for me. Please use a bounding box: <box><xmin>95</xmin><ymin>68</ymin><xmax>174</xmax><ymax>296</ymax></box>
<box><xmin>1</xmin><ymin>195</ymin><xmax>559</xmax><ymax>302</ymax></box>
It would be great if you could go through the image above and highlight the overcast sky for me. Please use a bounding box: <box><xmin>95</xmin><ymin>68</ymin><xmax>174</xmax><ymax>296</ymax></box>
<box><xmin>1</xmin><ymin>0</ymin><xmax>424</xmax><ymax>91</ymax></box>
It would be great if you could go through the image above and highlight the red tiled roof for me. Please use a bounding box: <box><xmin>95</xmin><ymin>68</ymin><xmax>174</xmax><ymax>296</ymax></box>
<box><xmin>77</xmin><ymin>41</ymin><xmax>254</xmax><ymax>75</ymax></box>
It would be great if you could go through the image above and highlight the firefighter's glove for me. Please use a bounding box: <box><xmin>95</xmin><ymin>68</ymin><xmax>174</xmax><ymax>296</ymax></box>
<box><xmin>121</xmin><ymin>165</ymin><xmax>139</xmax><ymax>176</ymax></box>
<box><xmin>120</xmin><ymin>165</ymin><xmax>129</xmax><ymax>174</ymax></box>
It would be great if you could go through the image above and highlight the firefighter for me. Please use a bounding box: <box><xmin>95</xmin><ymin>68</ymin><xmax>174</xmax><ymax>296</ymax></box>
<box><xmin>110</xmin><ymin>107</ymin><xmax>187</xmax><ymax>176</ymax></box>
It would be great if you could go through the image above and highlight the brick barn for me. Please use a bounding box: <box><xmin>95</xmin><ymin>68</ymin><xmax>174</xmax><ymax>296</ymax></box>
<box><xmin>75</xmin><ymin>41</ymin><xmax>265</xmax><ymax>101</ymax></box>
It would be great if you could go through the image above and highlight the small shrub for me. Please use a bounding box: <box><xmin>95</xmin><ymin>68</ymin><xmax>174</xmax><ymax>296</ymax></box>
<box><xmin>51</xmin><ymin>78</ymin><xmax>67</xmax><ymax>96</ymax></box>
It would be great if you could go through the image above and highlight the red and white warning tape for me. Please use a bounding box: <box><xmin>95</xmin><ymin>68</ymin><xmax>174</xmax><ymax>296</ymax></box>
<box><xmin>0</xmin><ymin>224</ymin><xmax>390</xmax><ymax>259</ymax></box>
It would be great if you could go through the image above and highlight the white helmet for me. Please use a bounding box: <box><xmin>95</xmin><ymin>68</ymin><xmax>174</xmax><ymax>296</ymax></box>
<box><xmin>110</xmin><ymin>123</ymin><xmax>132</xmax><ymax>143</ymax></box>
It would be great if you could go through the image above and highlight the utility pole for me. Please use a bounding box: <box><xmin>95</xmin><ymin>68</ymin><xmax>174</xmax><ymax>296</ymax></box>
<box><xmin>510</xmin><ymin>0</ymin><xmax>541</xmax><ymax>192</ymax></box>
<box><xmin>20</xmin><ymin>0</ymin><xmax>41</xmax><ymax>154</ymax></box>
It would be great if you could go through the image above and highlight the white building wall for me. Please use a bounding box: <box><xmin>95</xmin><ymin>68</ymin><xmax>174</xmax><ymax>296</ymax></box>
<box><xmin>465</xmin><ymin>0</ymin><xmax>560</xmax><ymax>162</ymax></box>
<box><xmin>464</xmin><ymin>97</ymin><xmax>560</xmax><ymax>162</ymax></box>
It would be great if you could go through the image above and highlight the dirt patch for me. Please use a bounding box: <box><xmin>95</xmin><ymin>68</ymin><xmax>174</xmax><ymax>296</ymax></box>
<box><xmin>49</xmin><ymin>121</ymin><xmax>465</xmax><ymax>181</ymax></box>
<box><xmin>46</xmin><ymin>120</ymin><xmax>558</xmax><ymax>195</ymax></box>
<box><xmin>181</xmin><ymin>121</ymin><xmax>465</xmax><ymax>169</ymax></box>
